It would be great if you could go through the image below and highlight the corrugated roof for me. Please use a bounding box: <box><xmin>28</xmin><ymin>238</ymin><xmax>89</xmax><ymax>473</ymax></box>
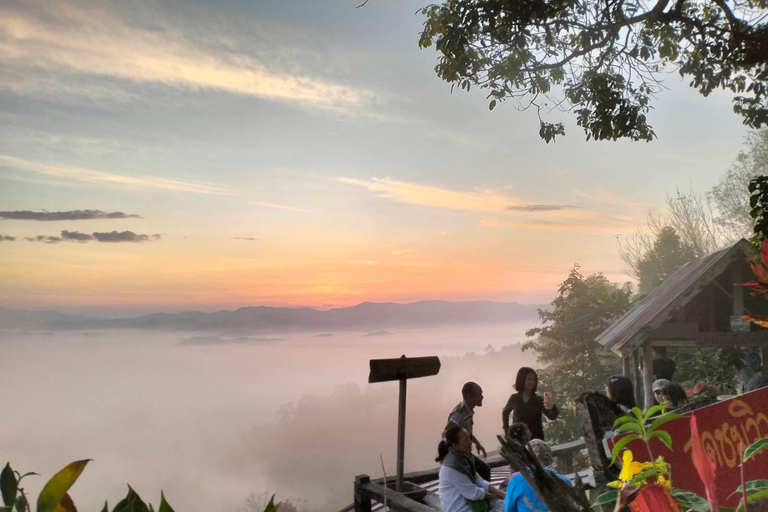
<box><xmin>596</xmin><ymin>239</ymin><xmax>749</xmax><ymax>353</ymax></box>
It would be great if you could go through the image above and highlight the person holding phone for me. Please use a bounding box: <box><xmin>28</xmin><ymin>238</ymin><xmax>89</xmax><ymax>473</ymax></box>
<box><xmin>501</xmin><ymin>367</ymin><xmax>558</xmax><ymax>441</ymax></box>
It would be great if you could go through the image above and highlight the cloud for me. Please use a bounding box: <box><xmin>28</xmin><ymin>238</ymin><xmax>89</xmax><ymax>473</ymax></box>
<box><xmin>92</xmin><ymin>231</ymin><xmax>161</xmax><ymax>243</ymax></box>
<box><xmin>24</xmin><ymin>230</ymin><xmax>161</xmax><ymax>243</ymax></box>
<box><xmin>177</xmin><ymin>336</ymin><xmax>282</xmax><ymax>346</ymax></box>
<box><xmin>479</xmin><ymin>218</ymin><xmax>630</xmax><ymax>234</ymax></box>
<box><xmin>0</xmin><ymin>2</ymin><xmax>375</xmax><ymax>112</ymax></box>
<box><xmin>505</xmin><ymin>204</ymin><xmax>579</xmax><ymax>212</ymax></box>
<box><xmin>251</xmin><ymin>201</ymin><xmax>310</xmax><ymax>213</ymax></box>
<box><xmin>24</xmin><ymin>235</ymin><xmax>63</xmax><ymax>243</ymax></box>
<box><xmin>230</xmin><ymin>237</ymin><xmax>259</xmax><ymax>241</ymax></box>
<box><xmin>1</xmin><ymin>235</ymin><xmax>16</xmax><ymax>241</ymax></box>
<box><xmin>61</xmin><ymin>230</ymin><xmax>94</xmax><ymax>242</ymax></box>
<box><xmin>0</xmin><ymin>210</ymin><xmax>141</xmax><ymax>221</ymax></box>
<box><xmin>334</xmin><ymin>177</ymin><xmax>576</xmax><ymax>214</ymax></box>
<box><xmin>0</xmin><ymin>155</ymin><xmax>235</xmax><ymax>195</ymax></box>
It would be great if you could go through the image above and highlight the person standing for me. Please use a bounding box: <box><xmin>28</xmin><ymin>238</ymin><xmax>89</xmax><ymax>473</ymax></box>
<box><xmin>501</xmin><ymin>368</ymin><xmax>558</xmax><ymax>441</ymax></box>
<box><xmin>446</xmin><ymin>382</ymin><xmax>492</xmax><ymax>481</ymax></box>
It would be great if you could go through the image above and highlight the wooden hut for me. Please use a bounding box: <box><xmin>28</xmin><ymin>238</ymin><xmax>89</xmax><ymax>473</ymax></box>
<box><xmin>596</xmin><ymin>238</ymin><xmax>768</xmax><ymax>408</ymax></box>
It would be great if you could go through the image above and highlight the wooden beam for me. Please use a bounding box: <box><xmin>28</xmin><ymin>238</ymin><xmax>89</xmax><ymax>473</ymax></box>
<box><xmin>622</xmin><ymin>354</ymin><xmax>631</xmax><ymax>377</ymax></box>
<box><xmin>642</xmin><ymin>343</ymin><xmax>654</xmax><ymax>409</ymax></box>
<box><xmin>354</xmin><ymin>475</ymin><xmax>372</xmax><ymax>512</ymax></box>
<box><xmin>734</xmin><ymin>263</ymin><xmax>744</xmax><ymax>317</ymax></box>
<box><xmin>633</xmin><ymin>349</ymin><xmax>642</xmax><ymax>408</ymax></box>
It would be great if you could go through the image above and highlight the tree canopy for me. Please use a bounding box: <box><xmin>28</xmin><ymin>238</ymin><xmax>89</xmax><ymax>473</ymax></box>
<box><xmin>636</xmin><ymin>226</ymin><xmax>697</xmax><ymax>294</ymax></box>
<box><xmin>418</xmin><ymin>0</ymin><xmax>768</xmax><ymax>142</ymax></box>
<box><xmin>523</xmin><ymin>266</ymin><xmax>632</xmax><ymax>441</ymax></box>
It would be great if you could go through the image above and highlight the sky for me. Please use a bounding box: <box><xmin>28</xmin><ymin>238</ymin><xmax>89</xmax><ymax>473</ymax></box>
<box><xmin>0</xmin><ymin>0</ymin><xmax>755</xmax><ymax>316</ymax></box>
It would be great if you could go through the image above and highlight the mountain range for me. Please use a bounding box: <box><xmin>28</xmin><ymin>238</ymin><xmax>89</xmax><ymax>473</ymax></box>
<box><xmin>0</xmin><ymin>301</ymin><xmax>544</xmax><ymax>333</ymax></box>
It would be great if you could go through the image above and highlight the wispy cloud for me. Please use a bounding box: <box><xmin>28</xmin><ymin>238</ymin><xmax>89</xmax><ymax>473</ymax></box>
<box><xmin>23</xmin><ymin>230</ymin><xmax>162</xmax><ymax>243</ymax></box>
<box><xmin>0</xmin><ymin>210</ymin><xmax>141</xmax><ymax>221</ymax></box>
<box><xmin>231</xmin><ymin>237</ymin><xmax>260</xmax><ymax>242</ymax></box>
<box><xmin>251</xmin><ymin>201</ymin><xmax>310</xmax><ymax>213</ymax></box>
<box><xmin>479</xmin><ymin>216</ymin><xmax>635</xmax><ymax>234</ymax></box>
<box><xmin>0</xmin><ymin>2</ymin><xmax>375</xmax><ymax>112</ymax></box>
<box><xmin>0</xmin><ymin>235</ymin><xmax>16</xmax><ymax>241</ymax></box>
<box><xmin>334</xmin><ymin>177</ymin><xmax>577</xmax><ymax>214</ymax></box>
<box><xmin>0</xmin><ymin>155</ymin><xmax>234</xmax><ymax>195</ymax></box>
<box><xmin>505</xmin><ymin>204</ymin><xmax>579</xmax><ymax>212</ymax></box>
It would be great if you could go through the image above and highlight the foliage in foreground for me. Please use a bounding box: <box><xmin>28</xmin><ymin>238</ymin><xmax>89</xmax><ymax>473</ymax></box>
<box><xmin>418</xmin><ymin>0</ymin><xmax>768</xmax><ymax>142</ymax></box>
<box><xmin>592</xmin><ymin>405</ymin><xmax>768</xmax><ymax>512</ymax></box>
<box><xmin>0</xmin><ymin>460</ymin><xmax>176</xmax><ymax>512</ymax></box>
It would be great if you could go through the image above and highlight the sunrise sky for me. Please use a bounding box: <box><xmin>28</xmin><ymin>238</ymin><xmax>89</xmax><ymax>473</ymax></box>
<box><xmin>0</xmin><ymin>0</ymin><xmax>754</xmax><ymax>316</ymax></box>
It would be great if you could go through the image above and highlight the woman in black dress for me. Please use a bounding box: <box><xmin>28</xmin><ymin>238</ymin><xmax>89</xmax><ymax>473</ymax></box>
<box><xmin>501</xmin><ymin>367</ymin><xmax>558</xmax><ymax>441</ymax></box>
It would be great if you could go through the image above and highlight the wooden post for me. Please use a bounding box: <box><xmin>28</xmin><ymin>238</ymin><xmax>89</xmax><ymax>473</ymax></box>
<box><xmin>734</xmin><ymin>263</ymin><xmax>744</xmax><ymax>318</ymax></box>
<box><xmin>368</xmin><ymin>355</ymin><xmax>440</xmax><ymax>494</ymax></box>
<box><xmin>622</xmin><ymin>353</ymin><xmax>631</xmax><ymax>377</ymax></box>
<box><xmin>642</xmin><ymin>343</ymin><xmax>654</xmax><ymax>409</ymax></box>
<box><xmin>396</xmin><ymin>377</ymin><xmax>407</xmax><ymax>491</ymax></box>
<box><xmin>633</xmin><ymin>349</ymin><xmax>642</xmax><ymax>407</ymax></box>
<box><xmin>354</xmin><ymin>475</ymin><xmax>372</xmax><ymax>512</ymax></box>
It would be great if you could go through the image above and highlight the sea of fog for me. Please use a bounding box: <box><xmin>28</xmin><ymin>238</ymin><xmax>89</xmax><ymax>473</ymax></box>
<box><xmin>0</xmin><ymin>324</ymin><xmax>539</xmax><ymax>512</ymax></box>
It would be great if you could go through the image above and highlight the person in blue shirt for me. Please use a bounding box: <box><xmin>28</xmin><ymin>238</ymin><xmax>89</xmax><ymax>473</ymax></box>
<box><xmin>504</xmin><ymin>439</ymin><xmax>571</xmax><ymax>512</ymax></box>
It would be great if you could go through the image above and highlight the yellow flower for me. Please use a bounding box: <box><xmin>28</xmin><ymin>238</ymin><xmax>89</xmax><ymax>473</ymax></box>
<box><xmin>607</xmin><ymin>480</ymin><xmax>622</xmax><ymax>489</ymax></box>
<box><xmin>619</xmin><ymin>450</ymin><xmax>654</xmax><ymax>482</ymax></box>
<box><xmin>657</xmin><ymin>475</ymin><xmax>671</xmax><ymax>488</ymax></box>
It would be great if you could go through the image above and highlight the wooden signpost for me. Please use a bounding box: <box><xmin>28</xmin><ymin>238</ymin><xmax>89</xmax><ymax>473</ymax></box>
<box><xmin>369</xmin><ymin>355</ymin><xmax>441</xmax><ymax>491</ymax></box>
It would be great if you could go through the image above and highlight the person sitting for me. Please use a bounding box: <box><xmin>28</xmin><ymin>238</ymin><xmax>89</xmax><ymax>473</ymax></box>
<box><xmin>740</xmin><ymin>353</ymin><xmax>762</xmax><ymax>393</ymax></box>
<box><xmin>744</xmin><ymin>354</ymin><xmax>768</xmax><ymax>392</ymax></box>
<box><xmin>508</xmin><ymin>422</ymin><xmax>532</xmax><ymax>445</ymax></box>
<box><xmin>437</xmin><ymin>425</ymin><xmax>506</xmax><ymax>512</ymax></box>
<box><xmin>605</xmin><ymin>375</ymin><xmax>636</xmax><ymax>414</ymax></box>
<box><xmin>661</xmin><ymin>383</ymin><xmax>688</xmax><ymax>410</ymax></box>
<box><xmin>652</xmin><ymin>379</ymin><xmax>670</xmax><ymax>406</ymax></box>
<box><xmin>504</xmin><ymin>439</ymin><xmax>571</xmax><ymax>512</ymax></box>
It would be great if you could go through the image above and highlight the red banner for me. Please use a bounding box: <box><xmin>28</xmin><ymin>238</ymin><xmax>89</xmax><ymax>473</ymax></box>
<box><xmin>608</xmin><ymin>387</ymin><xmax>768</xmax><ymax>507</ymax></box>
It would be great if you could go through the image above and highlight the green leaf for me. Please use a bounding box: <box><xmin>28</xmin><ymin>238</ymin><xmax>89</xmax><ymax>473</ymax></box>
<box><xmin>629</xmin><ymin>407</ymin><xmax>643</xmax><ymax>420</ymax></box>
<box><xmin>51</xmin><ymin>493</ymin><xmax>76</xmax><ymax>512</ymax></box>
<box><xmin>631</xmin><ymin>467</ymin><xmax>663</xmax><ymax>486</ymax></box>
<box><xmin>1</xmin><ymin>464</ymin><xmax>17</xmax><ymax>508</ymax></box>
<box><xmin>648</xmin><ymin>412</ymin><xmax>684</xmax><ymax>434</ymax></box>
<box><xmin>100</xmin><ymin>501</ymin><xmax>108</xmax><ymax>512</ymax></box>
<box><xmin>612</xmin><ymin>415</ymin><xmax>637</xmax><ymax>428</ymax></box>
<box><xmin>611</xmin><ymin>434</ymin><xmax>641</xmax><ymax>463</ymax></box>
<box><xmin>643</xmin><ymin>404</ymin><xmax>666</xmax><ymax>421</ymax></box>
<box><xmin>14</xmin><ymin>495</ymin><xmax>27</xmax><ymax>512</ymax></box>
<box><xmin>263</xmin><ymin>495</ymin><xmax>279</xmax><ymax>512</ymax></box>
<box><xmin>489</xmin><ymin>99</ymin><xmax>497</xmax><ymax>111</ymax></box>
<box><xmin>592</xmin><ymin>490</ymin><xmax>618</xmax><ymax>508</ymax></box>
<box><xmin>744</xmin><ymin>437</ymin><xmax>768</xmax><ymax>462</ymax></box>
<box><xmin>36</xmin><ymin>460</ymin><xmax>90</xmax><ymax>512</ymax></box>
<box><xmin>158</xmin><ymin>492</ymin><xmax>174</xmax><ymax>512</ymax></box>
<box><xmin>735</xmin><ymin>489</ymin><xmax>768</xmax><ymax>512</ymax></box>
<box><xmin>731</xmin><ymin>480</ymin><xmax>768</xmax><ymax>497</ymax></box>
<box><xmin>649</xmin><ymin>430</ymin><xmax>673</xmax><ymax>451</ymax></box>
<box><xmin>614</xmin><ymin>422</ymin><xmax>644</xmax><ymax>436</ymax></box>
<box><xmin>672</xmin><ymin>490</ymin><xmax>710</xmax><ymax>512</ymax></box>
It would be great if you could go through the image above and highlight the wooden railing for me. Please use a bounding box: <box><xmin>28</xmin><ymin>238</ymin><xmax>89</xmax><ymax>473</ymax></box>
<box><xmin>353</xmin><ymin>438</ymin><xmax>587</xmax><ymax>512</ymax></box>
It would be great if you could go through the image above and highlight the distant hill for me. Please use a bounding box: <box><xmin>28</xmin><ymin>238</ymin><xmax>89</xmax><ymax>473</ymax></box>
<box><xmin>0</xmin><ymin>301</ymin><xmax>544</xmax><ymax>333</ymax></box>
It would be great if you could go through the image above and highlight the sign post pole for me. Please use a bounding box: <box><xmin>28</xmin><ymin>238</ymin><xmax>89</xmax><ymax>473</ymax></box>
<box><xmin>369</xmin><ymin>354</ymin><xmax>440</xmax><ymax>493</ymax></box>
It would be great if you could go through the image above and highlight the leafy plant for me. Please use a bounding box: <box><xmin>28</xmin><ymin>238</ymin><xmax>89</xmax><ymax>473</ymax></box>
<box><xmin>0</xmin><ymin>461</ymin><xmax>177</xmax><ymax>512</ymax></box>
